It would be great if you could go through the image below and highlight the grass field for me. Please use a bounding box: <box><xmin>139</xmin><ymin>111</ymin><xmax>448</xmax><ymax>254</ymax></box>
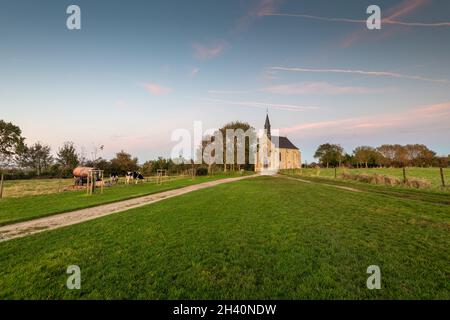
<box><xmin>281</xmin><ymin>174</ymin><xmax>450</xmax><ymax>206</ymax></box>
<box><xmin>282</xmin><ymin>167</ymin><xmax>450</xmax><ymax>191</ymax></box>
<box><xmin>0</xmin><ymin>172</ymin><xmax>250</xmax><ymax>226</ymax></box>
<box><xmin>0</xmin><ymin>175</ymin><xmax>448</xmax><ymax>299</ymax></box>
<box><xmin>0</xmin><ymin>178</ymin><xmax>75</xmax><ymax>198</ymax></box>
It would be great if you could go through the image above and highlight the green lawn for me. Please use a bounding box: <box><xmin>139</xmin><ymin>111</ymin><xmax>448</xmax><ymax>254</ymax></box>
<box><xmin>283</xmin><ymin>167</ymin><xmax>450</xmax><ymax>191</ymax></box>
<box><xmin>0</xmin><ymin>172</ymin><xmax>250</xmax><ymax>226</ymax></box>
<box><xmin>0</xmin><ymin>176</ymin><xmax>448</xmax><ymax>299</ymax></box>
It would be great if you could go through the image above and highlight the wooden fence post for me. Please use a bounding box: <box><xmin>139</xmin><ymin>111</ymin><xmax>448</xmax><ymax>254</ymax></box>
<box><xmin>440</xmin><ymin>167</ymin><xmax>446</xmax><ymax>187</ymax></box>
<box><xmin>92</xmin><ymin>172</ymin><xmax>96</xmax><ymax>195</ymax></box>
<box><xmin>101</xmin><ymin>171</ymin><xmax>104</xmax><ymax>194</ymax></box>
<box><xmin>334</xmin><ymin>167</ymin><xmax>337</xmax><ymax>179</ymax></box>
<box><xmin>403</xmin><ymin>167</ymin><xmax>407</xmax><ymax>183</ymax></box>
<box><xmin>0</xmin><ymin>173</ymin><xmax>4</xmax><ymax>199</ymax></box>
<box><xmin>87</xmin><ymin>173</ymin><xmax>90</xmax><ymax>195</ymax></box>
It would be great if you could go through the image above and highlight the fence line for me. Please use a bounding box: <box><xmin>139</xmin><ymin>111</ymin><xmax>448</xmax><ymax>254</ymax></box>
<box><xmin>0</xmin><ymin>173</ymin><xmax>4</xmax><ymax>199</ymax></box>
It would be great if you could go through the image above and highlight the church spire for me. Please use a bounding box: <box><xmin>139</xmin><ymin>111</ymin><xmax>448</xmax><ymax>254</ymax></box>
<box><xmin>264</xmin><ymin>111</ymin><xmax>271</xmax><ymax>140</ymax></box>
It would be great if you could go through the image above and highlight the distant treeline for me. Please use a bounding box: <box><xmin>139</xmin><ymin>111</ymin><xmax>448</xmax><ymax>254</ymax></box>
<box><xmin>0</xmin><ymin>147</ymin><xmax>208</xmax><ymax>180</ymax></box>
<box><xmin>0</xmin><ymin>119</ymin><xmax>211</xmax><ymax>180</ymax></box>
<box><xmin>1</xmin><ymin>119</ymin><xmax>449</xmax><ymax>180</ymax></box>
<box><xmin>310</xmin><ymin>143</ymin><xmax>450</xmax><ymax>168</ymax></box>
<box><xmin>0</xmin><ymin>119</ymin><xmax>254</xmax><ymax>180</ymax></box>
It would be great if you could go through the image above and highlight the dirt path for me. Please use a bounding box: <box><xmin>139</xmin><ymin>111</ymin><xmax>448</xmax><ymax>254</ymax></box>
<box><xmin>0</xmin><ymin>175</ymin><xmax>256</xmax><ymax>242</ymax></box>
<box><xmin>278</xmin><ymin>175</ymin><xmax>362</xmax><ymax>193</ymax></box>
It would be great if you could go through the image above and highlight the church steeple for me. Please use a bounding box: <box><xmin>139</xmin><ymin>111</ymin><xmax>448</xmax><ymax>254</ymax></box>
<box><xmin>264</xmin><ymin>111</ymin><xmax>271</xmax><ymax>140</ymax></box>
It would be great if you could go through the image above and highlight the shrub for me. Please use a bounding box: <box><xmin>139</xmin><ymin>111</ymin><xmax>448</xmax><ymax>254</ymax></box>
<box><xmin>2</xmin><ymin>170</ymin><xmax>37</xmax><ymax>180</ymax></box>
<box><xmin>341</xmin><ymin>172</ymin><xmax>355</xmax><ymax>180</ymax></box>
<box><xmin>355</xmin><ymin>174</ymin><xmax>372</xmax><ymax>183</ymax></box>
<box><xmin>195</xmin><ymin>167</ymin><xmax>209</xmax><ymax>176</ymax></box>
<box><xmin>384</xmin><ymin>176</ymin><xmax>401</xmax><ymax>186</ymax></box>
<box><xmin>341</xmin><ymin>172</ymin><xmax>402</xmax><ymax>186</ymax></box>
<box><xmin>405</xmin><ymin>178</ymin><xmax>431</xmax><ymax>189</ymax></box>
<box><xmin>373</xmin><ymin>174</ymin><xmax>386</xmax><ymax>185</ymax></box>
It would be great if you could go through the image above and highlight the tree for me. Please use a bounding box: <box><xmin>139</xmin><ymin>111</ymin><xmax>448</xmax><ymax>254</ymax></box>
<box><xmin>314</xmin><ymin>143</ymin><xmax>344</xmax><ymax>168</ymax></box>
<box><xmin>198</xmin><ymin>121</ymin><xmax>255</xmax><ymax>171</ymax></box>
<box><xmin>56</xmin><ymin>141</ymin><xmax>80</xmax><ymax>171</ymax></box>
<box><xmin>218</xmin><ymin>121</ymin><xmax>255</xmax><ymax>171</ymax></box>
<box><xmin>89</xmin><ymin>144</ymin><xmax>105</xmax><ymax>166</ymax></box>
<box><xmin>0</xmin><ymin>120</ymin><xmax>25</xmax><ymax>167</ymax></box>
<box><xmin>14</xmin><ymin>142</ymin><xmax>31</xmax><ymax>169</ymax></box>
<box><xmin>353</xmin><ymin>146</ymin><xmax>381</xmax><ymax>168</ymax></box>
<box><xmin>377</xmin><ymin>144</ymin><xmax>408</xmax><ymax>167</ymax></box>
<box><xmin>404</xmin><ymin>144</ymin><xmax>436</xmax><ymax>167</ymax></box>
<box><xmin>25</xmin><ymin>142</ymin><xmax>53</xmax><ymax>175</ymax></box>
<box><xmin>150</xmin><ymin>157</ymin><xmax>175</xmax><ymax>173</ymax></box>
<box><xmin>110</xmin><ymin>150</ymin><xmax>138</xmax><ymax>175</ymax></box>
<box><xmin>141</xmin><ymin>160</ymin><xmax>154</xmax><ymax>175</ymax></box>
<box><xmin>85</xmin><ymin>157</ymin><xmax>111</xmax><ymax>175</ymax></box>
<box><xmin>342</xmin><ymin>153</ymin><xmax>355</xmax><ymax>168</ymax></box>
<box><xmin>377</xmin><ymin>144</ymin><xmax>396</xmax><ymax>167</ymax></box>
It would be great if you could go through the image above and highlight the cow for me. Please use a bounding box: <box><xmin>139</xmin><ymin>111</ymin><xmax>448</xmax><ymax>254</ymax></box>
<box><xmin>110</xmin><ymin>174</ymin><xmax>119</xmax><ymax>184</ymax></box>
<box><xmin>125</xmin><ymin>171</ymin><xmax>144</xmax><ymax>184</ymax></box>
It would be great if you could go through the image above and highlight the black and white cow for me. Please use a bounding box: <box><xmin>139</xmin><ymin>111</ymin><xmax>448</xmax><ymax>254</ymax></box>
<box><xmin>110</xmin><ymin>174</ymin><xmax>119</xmax><ymax>184</ymax></box>
<box><xmin>125</xmin><ymin>171</ymin><xmax>144</xmax><ymax>184</ymax></box>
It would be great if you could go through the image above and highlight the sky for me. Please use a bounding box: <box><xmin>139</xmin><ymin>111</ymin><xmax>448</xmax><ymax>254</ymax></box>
<box><xmin>1</xmin><ymin>0</ymin><xmax>449</xmax><ymax>163</ymax></box>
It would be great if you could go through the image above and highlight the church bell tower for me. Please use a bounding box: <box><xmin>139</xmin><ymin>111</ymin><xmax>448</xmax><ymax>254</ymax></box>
<box><xmin>264</xmin><ymin>112</ymin><xmax>271</xmax><ymax>141</ymax></box>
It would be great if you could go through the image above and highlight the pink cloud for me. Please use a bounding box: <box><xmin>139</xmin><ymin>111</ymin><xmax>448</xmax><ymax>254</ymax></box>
<box><xmin>419</xmin><ymin>102</ymin><xmax>450</xmax><ymax>113</ymax></box>
<box><xmin>341</xmin><ymin>0</ymin><xmax>431</xmax><ymax>47</ymax></box>
<box><xmin>253</xmin><ymin>0</ymin><xmax>283</xmax><ymax>17</ymax></box>
<box><xmin>385</xmin><ymin>0</ymin><xmax>431</xmax><ymax>21</ymax></box>
<box><xmin>261</xmin><ymin>82</ymin><xmax>393</xmax><ymax>95</ymax></box>
<box><xmin>282</xmin><ymin>102</ymin><xmax>450</xmax><ymax>136</ymax></box>
<box><xmin>236</xmin><ymin>0</ymin><xmax>284</xmax><ymax>31</ymax></box>
<box><xmin>142</xmin><ymin>83</ymin><xmax>173</xmax><ymax>95</ymax></box>
<box><xmin>192</xmin><ymin>41</ymin><xmax>227</xmax><ymax>59</ymax></box>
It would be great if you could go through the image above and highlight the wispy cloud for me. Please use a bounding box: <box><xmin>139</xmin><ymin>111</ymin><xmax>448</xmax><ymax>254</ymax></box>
<box><xmin>261</xmin><ymin>82</ymin><xmax>394</xmax><ymax>95</ymax></box>
<box><xmin>264</xmin><ymin>12</ymin><xmax>450</xmax><ymax>27</ymax></box>
<box><xmin>236</xmin><ymin>0</ymin><xmax>284</xmax><ymax>31</ymax></box>
<box><xmin>208</xmin><ymin>89</ymin><xmax>252</xmax><ymax>94</ymax></box>
<box><xmin>142</xmin><ymin>82</ymin><xmax>173</xmax><ymax>95</ymax></box>
<box><xmin>250</xmin><ymin>0</ymin><xmax>284</xmax><ymax>17</ymax></box>
<box><xmin>205</xmin><ymin>98</ymin><xmax>318</xmax><ymax>112</ymax></box>
<box><xmin>192</xmin><ymin>40</ymin><xmax>228</xmax><ymax>59</ymax></box>
<box><xmin>264</xmin><ymin>0</ymin><xmax>449</xmax><ymax>49</ymax></box>
<box><xmin>270</xmin><ymin>66</ymin><xmax>450</xmax><ymax>84</ymax></box>
<box><xmin>190</xmin><ymin>67</ymin><xmax>200</xmax><ymax>77</ymax></box>
<box><xmin>282</xmin><ymin>102</ymin><xmax>450</xmax><ymax>135</ymax></box>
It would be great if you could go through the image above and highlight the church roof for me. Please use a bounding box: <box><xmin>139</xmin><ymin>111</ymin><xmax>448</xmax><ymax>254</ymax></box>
<box><xmin>272</xmin><ymin>136</ymin><xmax>299</xmax><ymax>150</ymax></box>
<box><xmin>264</xmin><ymin>114</ymin><xmax>271</xmax><ymax>130</ymax></box>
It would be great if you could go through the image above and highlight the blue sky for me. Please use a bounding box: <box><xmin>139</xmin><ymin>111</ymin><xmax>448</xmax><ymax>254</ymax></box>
<box><xmin>1</xmin><ymin>0</ymin><xmax>449</xmax><ymax>162</ymax></box>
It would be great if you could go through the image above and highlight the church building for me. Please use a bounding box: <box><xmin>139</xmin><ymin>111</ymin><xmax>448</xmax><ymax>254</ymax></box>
<box><xmin>254</xmin><ymin>114</ymin><xmax>301</xmax><ymax>173</ymax></box>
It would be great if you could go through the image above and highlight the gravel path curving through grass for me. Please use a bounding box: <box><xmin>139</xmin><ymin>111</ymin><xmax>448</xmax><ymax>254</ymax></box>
<box><xmin>0</xmin><ymin>175</ymin><xmax>256</xmax><ymax>242</ymax></box>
